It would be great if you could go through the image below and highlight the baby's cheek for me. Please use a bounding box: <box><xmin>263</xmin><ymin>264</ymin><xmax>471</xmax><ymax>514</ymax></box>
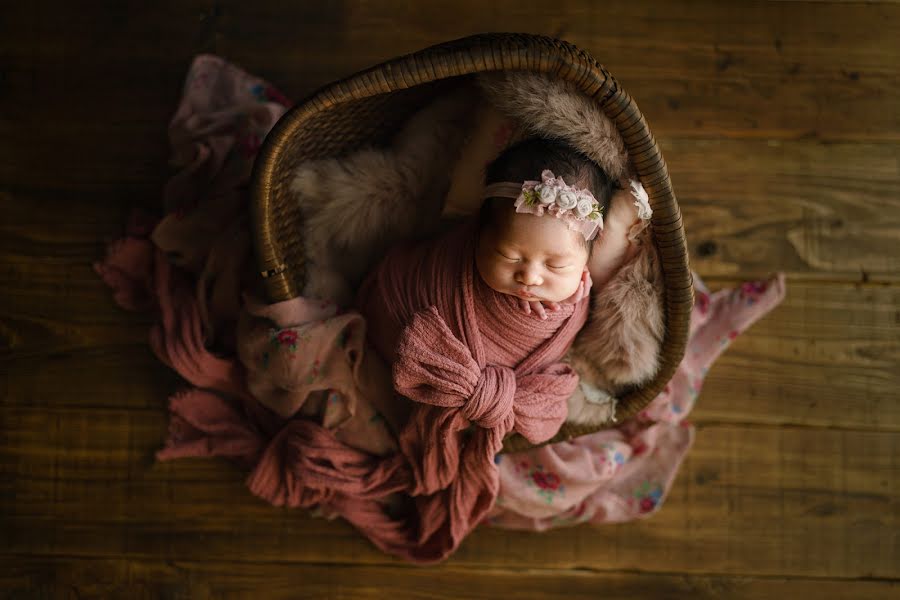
<box><xmin>475</xmin><ymin>256</ymin><xmax>508</xmax><ymax>292</ymax></box>
<box><xmin>563</xmin><ymin>273</ymin><xmax>584</xmax><ymax>296</ymax></box>
<box><xmin>549</xmin><ymin>271</ymin><xmax>582</xmax><ymax>301</ymax></box>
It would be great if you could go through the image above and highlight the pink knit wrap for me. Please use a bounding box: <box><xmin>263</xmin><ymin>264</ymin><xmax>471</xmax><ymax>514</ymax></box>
<box><xmin>357</xmin><ymin>220</ymin><xmax>588</xmax><ymax>490</ymax></box>
<box><xmin>351</xmin><ymin>220</ymin><xmax>588</xmax><ymax>557</ymax></box>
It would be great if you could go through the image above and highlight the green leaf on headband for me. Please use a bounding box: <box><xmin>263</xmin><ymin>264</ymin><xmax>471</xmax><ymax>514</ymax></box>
<box><xmin>523</xmin><ymin>189</ymin><xmax>537</xmax><ymax>206</ymax></box>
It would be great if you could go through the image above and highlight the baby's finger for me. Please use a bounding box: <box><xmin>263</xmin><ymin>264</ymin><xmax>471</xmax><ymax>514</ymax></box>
<box><xmin>571</xmin><ymin>282</ymin><xmax>584</xmax><ymax>303</ymax></box>
<box><xmin>518</xmin><ymin>298</ymin><xmax>531</xmax><ymax>314</ymax></box>
<box><xmin>578</xmin><ymin>270</ymin><xmax>593</xmax><ymax>299</ymax></box>
<box><xmin>533</xmin><ymin>301</ymin><xmax>547</xmax><ymax>320</ymax></box>
<box><xmin>546</xmin><ymin>301</ymin><xmax>561</xmax><ymax>312</ymax></box>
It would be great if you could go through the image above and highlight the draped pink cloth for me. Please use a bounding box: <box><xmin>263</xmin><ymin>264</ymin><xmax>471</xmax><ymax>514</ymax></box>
<box><xmin>144</xmin><ymin>222</ymin><xmax>590</xmax><ymax>563</ymax></box>
<box><xmin>94</xmin><ymin>55</ymin><xmax>787</xmax><ymax>564</ymax></box>
<box><xmin>93</xmin><ymin>54</ymin><xmax>594</xmax><ymax>563</ymax></box>
<box><xmin>355</xmin><ymin>221</ymin><xmax>589</xmax><ymax>556</ymax></box>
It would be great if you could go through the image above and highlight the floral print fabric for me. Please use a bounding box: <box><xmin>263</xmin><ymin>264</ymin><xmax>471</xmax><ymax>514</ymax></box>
<box><xmin>489</xmin><ymin>273</ymin><xmax>786</xmax><ymax>529</ymax></box>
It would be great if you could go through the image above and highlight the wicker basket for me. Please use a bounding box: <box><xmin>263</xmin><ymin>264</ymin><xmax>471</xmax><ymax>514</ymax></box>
<box><xmin>249</xmin><ymin>33</ymin><xmax>692</xmax><ymax>453</ymax></box>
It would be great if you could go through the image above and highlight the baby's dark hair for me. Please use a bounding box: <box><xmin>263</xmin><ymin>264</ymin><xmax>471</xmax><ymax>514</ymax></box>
<box><xmin>479</xmin><ymin>137</ymin><xmax>618</xmax><ymax>254</ymax></box>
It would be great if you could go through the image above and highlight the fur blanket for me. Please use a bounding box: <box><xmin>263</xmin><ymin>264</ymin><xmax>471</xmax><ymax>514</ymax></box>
<box><xmin>292</xmin><ymin>72</ymin><xmax>663</xmax><ymax>424</ymax></box>
<box><xmin>290</xmin><ymin>86</ymin><xmax>478</xmax><ymax>305</ymax></box>
<box><xmin>476</xmin><ymin>71</ymin><xmax>631</xmax><ymax>183</ymax></box>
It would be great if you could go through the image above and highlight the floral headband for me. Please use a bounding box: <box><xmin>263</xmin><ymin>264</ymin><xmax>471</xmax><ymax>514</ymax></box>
<box><xmin>483</xmin><ymin>170</ymin><xmax>652</xmax><ymax>242</ymax></box>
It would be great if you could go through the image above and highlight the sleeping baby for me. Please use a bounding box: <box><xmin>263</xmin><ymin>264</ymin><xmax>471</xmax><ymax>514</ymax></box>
<box><xmin>357</xmin><ymin>137</ymin><xmax>616</xmax><ymax>453</ymax></box>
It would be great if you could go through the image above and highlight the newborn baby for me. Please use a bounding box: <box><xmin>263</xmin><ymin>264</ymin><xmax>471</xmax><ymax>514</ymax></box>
<box><xmin>357</xmin><ymin>137</ymin><xmax>615</xmax><ymax>444</ymax></box>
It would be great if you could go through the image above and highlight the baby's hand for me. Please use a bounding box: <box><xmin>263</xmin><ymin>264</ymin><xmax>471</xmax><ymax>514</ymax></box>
<box><xmin>517</xmin><ymin>296</ymin><xmax>554</xmax><ymax>320</ymax></box>
<box><xmin>516</xmin><ymin>269</ymin><xmax>592</xmax><ymax>320</ymax></box>
<box><xmin>562</xmin><ymin>268</ymin><xmax>593</xmax><ymax>305</ymax></box>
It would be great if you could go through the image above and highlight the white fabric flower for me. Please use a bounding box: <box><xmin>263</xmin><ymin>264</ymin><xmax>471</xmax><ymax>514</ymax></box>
<box><xmin>575</xmin><ymin>197</ymin><xmax>594</xmax><ymax>218</ymax></box>
<box><xmin>557</xmin><ymin>189</ymin><xmax>578</xmax><ymax>211</ymax></box>
<box><xmin>536</xmin><ymin>183</ymin><xmax>558</xmax><ymax>205</ymax></box>
<box><xmin>629</xmin><ymin>180</ymin><xmax>652</xmax><ymax>220</ymax></box>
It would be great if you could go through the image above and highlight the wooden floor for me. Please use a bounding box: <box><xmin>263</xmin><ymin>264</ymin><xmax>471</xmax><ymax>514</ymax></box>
<box><xmin>2</xmin><ymin>1</ymin><xmax>898</xmax><ymax>598</ymax></box>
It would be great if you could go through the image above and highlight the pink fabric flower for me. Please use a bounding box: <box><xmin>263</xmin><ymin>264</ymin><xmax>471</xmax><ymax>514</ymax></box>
<box><xmin>263</xmin><ymin>85</ymin><xmax>292</xmax><ymax>108</ymax></box>
<box><xmin>532</xmin><ymin>471</ymin><xmax>561</xmax><ymax>491</ymax></box>
<box><xmin>696</xmin><ymin>292</ymin><xmax>710</xmax><ymax>315</ymax></box>
<box><xmin>741</xmin><ymin>281</ymin><xmax>768</xmax><ymax>296</ymax></box>
<box><xmin>276</xmin><ymin>330</ymin><xmax>298</xmax><ymax>347</ymax></box>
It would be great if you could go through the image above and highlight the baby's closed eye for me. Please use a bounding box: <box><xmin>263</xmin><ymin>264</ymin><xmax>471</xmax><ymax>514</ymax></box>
<box><xmin>493</xmin><ymin>247</ymin><xmax>574</xmax><ymax>270</ymax></box>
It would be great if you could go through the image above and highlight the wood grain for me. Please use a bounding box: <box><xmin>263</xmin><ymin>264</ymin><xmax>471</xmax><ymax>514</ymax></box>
<box><xmin>1</xmin><ymin>557</ymin><xmax>896</xmax><ymax>600</ymax></box>
<box><xmin>2</xmin><ymin>406</ymin><xmax>896</xmax><ymax>578</ymax></box>
<box><xmin>2</xmin><ymin>0</ymin><xmax>898</xmax><ymax>596</ymax></box>
<box><xmin>330</xmin><ymin>0</ymin><xmax>900</xmax><ymax>140</ymax></box>
<box><xmin>5</xmin><ymin>3</ymin><xmax>900</xmax><ymax>280</ymax></box>
<box><xmin>695</xmin><ymin>279</ymin><xmax>900</xmax><ymax>430</ymax></box>
<box><xmin>222</xmin><ymin>0</ymin><xmax>900</xmax><ymax>141</ymax></box>
<box><xmin>8</xmin><ymin>136</ymin><xmax>897</xmax><ymax>285</ymax></box>
<box><xmin>669</xmin><ymin>138</ymin><xmax>900</xmax><ymax>282</ymax></box>
<box><xmin>3</xmin><ymin>2</ymin><xmax>900</xmax><ymax>186</ymax></box>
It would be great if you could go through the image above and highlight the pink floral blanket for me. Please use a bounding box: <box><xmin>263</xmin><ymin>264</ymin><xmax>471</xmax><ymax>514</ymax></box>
<box><xmin>94</xmin><ymin>55</ymin><xmax>787</xmax><ymax>561</ymax></box>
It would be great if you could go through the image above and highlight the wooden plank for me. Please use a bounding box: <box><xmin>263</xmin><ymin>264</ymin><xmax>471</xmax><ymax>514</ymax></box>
<box><xmin>1</xmin><ymin>0</ymin><xmax>897</xmax><ymax>594</ymax></box>
<box><xmin>1</xmin><ymin>407</ymin><xmax>895</xmax><ymax>578</ymax></box>
<box><xmin>694</xmin><ymin>279</ymin><xmax>900</xmax><ymax>430</ymax></box>
<box><xmin>4</xmin><ymin>0</ymin><xmax>899</xmax><ymax>281</ymax></box>
<box><xmin>0</xmin><ymin>557</ymin><xmax>896</xmax><ymax>600</ymax></box>
<box><xmin>240</xmin><ymin>0</ymin><xmax>900</xmax><ymax>141</ymax></box>
<box><xmin>0</xmin><ymin>189</ymin><xmax>181</xmax><ymax>411</ymax></box>
<box><xmin>332</xmin><ymin>0</ymin><xmax>900</xmax><ymax>140</ymax></box>
<box><xmin>669</xmin><ymin>138</ymin><xmax>900</xmax><ymax>282</ymax></box>
<box><xmin>1</xmin><ymin>1</ymin><xmax>899</xmax><ymax>168</ymax></box>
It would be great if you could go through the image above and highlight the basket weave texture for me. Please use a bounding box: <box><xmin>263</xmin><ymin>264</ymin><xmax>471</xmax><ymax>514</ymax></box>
<box><xmin>249</xmin><ymin>33</ymin><xmax>692</xmax><ymax>453</ymax></box>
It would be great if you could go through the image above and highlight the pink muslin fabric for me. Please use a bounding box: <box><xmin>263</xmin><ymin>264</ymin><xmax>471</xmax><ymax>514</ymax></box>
<box><xmin>93</xmin><ymin>54</ymin><xmax>787</xmax><ymax>563</ymax></box>
<box><xmin>355</xmin><ymin>222</ymin><xmax>589</xmax><ymax>556</ymax></box>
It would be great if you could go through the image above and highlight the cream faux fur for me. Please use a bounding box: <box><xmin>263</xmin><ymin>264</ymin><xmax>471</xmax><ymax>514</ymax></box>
<box><xmin>291</xmin><ymin>149</ymin><xmax>420</xmax><ymax>304</ymax></box>
<box><xmin>476</xmin><ymin>71</ymin><xmax>631</xmax><ymax>183</ymax></box>
<box><xmin>566</xmin><ymin>379</ymin><xmax>618</xmax><ymax>425</ymax></box>
<box><xmin>565</xmin><ymin>234</ymin><xmax>665</xmax><ymax>425</ymax></box>
<box><xmin>290</xmin><ymin>86</ymin><xmax>478</xmax><ymax>304</ymax></box>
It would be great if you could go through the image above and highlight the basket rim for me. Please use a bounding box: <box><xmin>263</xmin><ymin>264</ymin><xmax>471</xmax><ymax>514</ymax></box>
<box><xmin>248</xmin><ymin>32</ymin><xmax>692</xmax><ymax>453</ymax></box>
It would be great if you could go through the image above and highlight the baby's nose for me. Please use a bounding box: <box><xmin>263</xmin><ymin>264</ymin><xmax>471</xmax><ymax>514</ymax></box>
<box><xmin>516</xmin><ymin>266</ymin><xmax>543</xmax><ymax>286</ymax></box>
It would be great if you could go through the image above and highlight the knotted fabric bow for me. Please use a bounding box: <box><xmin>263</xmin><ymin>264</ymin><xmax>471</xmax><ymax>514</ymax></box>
<box><xmin>357</xmin><ymin>218</ymin><xmax>588</xmax><ymax>557</ymax></box>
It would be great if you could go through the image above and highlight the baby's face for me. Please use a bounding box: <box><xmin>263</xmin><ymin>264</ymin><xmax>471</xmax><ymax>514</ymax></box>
<box><xmin>476</xmin><ymin>210</ymin><xmax>589</xmax><ymax>303</ymax></box>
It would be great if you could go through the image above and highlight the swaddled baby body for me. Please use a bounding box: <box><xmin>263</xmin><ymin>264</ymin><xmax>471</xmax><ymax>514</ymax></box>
<box><xmin>357</xmin><ymin>138</ymin><xmax>616</xmax><ymax>442</ymax></box>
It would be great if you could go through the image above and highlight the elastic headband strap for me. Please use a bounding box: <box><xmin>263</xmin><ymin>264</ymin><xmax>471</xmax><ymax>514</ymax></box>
<box><xmin>483</xmin><ymin>182</ymin><xmax>525</xmax><ymax>200</ymax></box>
